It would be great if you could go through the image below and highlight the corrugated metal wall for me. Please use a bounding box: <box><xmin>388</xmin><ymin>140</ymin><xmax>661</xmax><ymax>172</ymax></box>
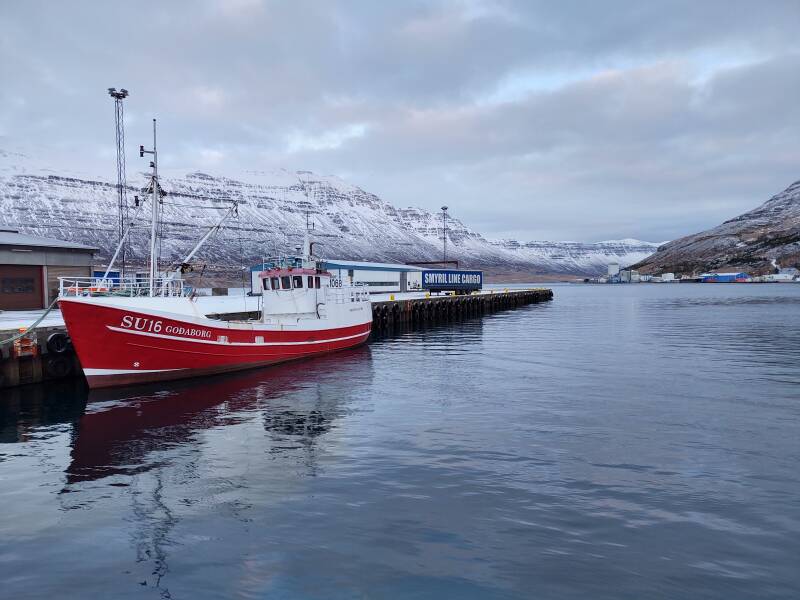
<box><xmin>44</xmin><ymin>266</ymin><xmax>92</xmax><ymax>304</ymax></box>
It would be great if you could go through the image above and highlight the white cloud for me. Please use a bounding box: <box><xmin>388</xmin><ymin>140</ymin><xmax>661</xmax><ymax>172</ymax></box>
<box><xmin>286</xmin><ymin>123</ymin><xmax>368</xmax><ymax>153</ymax></box>
<box><xmin>1</xmin><ymin>0</ymin><xmax>800</xmax><ymax>242</ymax></box>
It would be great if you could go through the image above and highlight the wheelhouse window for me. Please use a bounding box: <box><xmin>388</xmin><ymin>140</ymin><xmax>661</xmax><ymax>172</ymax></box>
<box><xmin>270</xmin><ymin>277</ymin><xmax>279</xmax><ymax>290</ymax></box>
<box><xmin>308</xmin><ymin>276</ymin><xmax>313</xmax><ymax>288</ymax></box>
<box><xmin>262</xmin><ymin>278</ymin><xmax>269</xmax><ymax>291</ymax></box>
<box><xmin>314</xmin><ymin>276</ymin><xmax>321</xmax><ymax>288</ymax></box>
<box><xmin>280</xmin><ymin>276</ymin><xmax>291</xmax><ymax>290</ymax></box>
<box><xmin>293</xmin><ymin>275</ymin><xmax>303</xmax><ymax>289</ymax></box>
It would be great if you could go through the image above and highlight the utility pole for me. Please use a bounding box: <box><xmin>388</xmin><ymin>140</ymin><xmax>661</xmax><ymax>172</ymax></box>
<box><xmin>108</xmin><ymin>87</ymin><xmax>129</xmax><ymax>275</ymax></box>
<box><xmin>441</xmin><ymin>205</ymin><xmax>449</xmax><ymax>266</ymax></box>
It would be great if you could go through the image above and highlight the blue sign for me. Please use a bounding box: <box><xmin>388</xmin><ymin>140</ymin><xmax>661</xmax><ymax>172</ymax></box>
<box><xmin>422</xmin><ymin>270</ymin><xmax>483</xmax><ymax>291</ymax></box>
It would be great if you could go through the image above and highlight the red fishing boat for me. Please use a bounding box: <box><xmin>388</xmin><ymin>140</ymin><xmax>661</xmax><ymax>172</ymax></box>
<box><xmin>59</xmin><ymin>120</ymin><xmax>371</xmax><ymax>389</ymax></box>
<box><xmin>59</xmin><ymin>267</ymin><xmax>371</xmax><ymax>388</ymax></box>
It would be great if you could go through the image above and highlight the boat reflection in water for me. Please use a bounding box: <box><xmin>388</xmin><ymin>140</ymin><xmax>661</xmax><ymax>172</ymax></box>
<box><xmin>65</xmin><ymin>345</ymin><xmax>373</xmax><ymax>485</ymax></box>
<box><xmin>0</xmin><ymin>346</ymin><xmax>369</xmax><ymax>595</ymax></box>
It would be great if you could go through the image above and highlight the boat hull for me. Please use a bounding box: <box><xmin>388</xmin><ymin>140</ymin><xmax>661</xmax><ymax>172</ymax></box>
<box><xmin>59</xmin><ymin>298</ymin><xmax>372</xmax><ymax>388</ymax></box>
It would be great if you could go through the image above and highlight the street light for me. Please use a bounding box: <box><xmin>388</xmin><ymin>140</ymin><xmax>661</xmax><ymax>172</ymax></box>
<box><xmin>441</xmin><ymin>205</ymin><xmax>449</xmax><ymax>266</ymax></box>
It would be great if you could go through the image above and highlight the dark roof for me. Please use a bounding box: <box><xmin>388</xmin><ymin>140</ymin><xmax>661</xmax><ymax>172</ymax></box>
<box><xmin>0</xmin><ymin>230</ymin><xmax>97</xmax><ymax>251</ymax></box>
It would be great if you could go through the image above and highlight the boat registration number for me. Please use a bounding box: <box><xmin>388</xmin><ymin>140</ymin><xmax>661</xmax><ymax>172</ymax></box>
<box><xmin>120</xmin><ymin>315</ymin><xmax>212</xmax><ymax>339</ymax></box>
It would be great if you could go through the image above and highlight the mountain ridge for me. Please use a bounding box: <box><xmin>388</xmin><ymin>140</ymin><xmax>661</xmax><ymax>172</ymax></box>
<box><xmin>633</xmin><ymin>179</ymin><xmax>800</xmax><ymax>275</ymax></box>
<box><xmin>0</xmin><ymin>153</ymin><xmax>658</xmax><ymax>276</ymax></box>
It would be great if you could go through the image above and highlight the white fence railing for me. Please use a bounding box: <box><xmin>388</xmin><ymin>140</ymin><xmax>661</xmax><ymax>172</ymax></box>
<box><xmin>59</xmin><ymin>277</ymin><xmax>188</xmax><ymax>298</ymax></box>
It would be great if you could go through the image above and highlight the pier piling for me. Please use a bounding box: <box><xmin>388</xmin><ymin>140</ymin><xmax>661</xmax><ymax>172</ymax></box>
<box><xmin>369</xmin><ymin>288</ymin><xmax>553</xmax><ymax>333</ymax></box>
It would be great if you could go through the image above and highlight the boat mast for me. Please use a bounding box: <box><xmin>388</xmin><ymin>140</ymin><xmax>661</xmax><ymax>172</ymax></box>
<box><xmin>140</xmin><ymin>119</ymin><xmax>159</xmax><ymax>296</ymax></box>
<box><xmin>149</xmin><ymin>119</ymin><xmax>159</xmax><ymax>295</ymax></box>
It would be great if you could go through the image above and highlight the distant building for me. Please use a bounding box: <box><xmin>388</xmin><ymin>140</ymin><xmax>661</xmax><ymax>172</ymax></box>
<box><xmin>618</xmin><ymin>269</ymin><xmax>640</xmax><ymax>283</ymax></box>
<box><xmin>700</xmin><ymin>272</ymin><xmax>750</xmax><ymax>283</ymax></box>
<box><xmin>608</xmin><ymin>263</ymin><xmax>620</xmax><ymax>277</ymax></box>
<box><xmin>660</xmin><ymin>272</ymin><xmax>676</xmax><ymax>282</ymax></box>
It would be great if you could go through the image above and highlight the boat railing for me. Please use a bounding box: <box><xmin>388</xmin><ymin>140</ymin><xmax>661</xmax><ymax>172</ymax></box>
<box><xmin>325</xmin><ymin>284</ymin><xmax>370</xmax><ymax>304</ymax></box>
<box><xmin>58</xmin><ymin>276</ymin><xmax>189</xmax><ymax>298</ymax></box>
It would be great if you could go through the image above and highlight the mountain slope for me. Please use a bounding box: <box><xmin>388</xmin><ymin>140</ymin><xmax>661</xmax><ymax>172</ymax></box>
<box><xmin>634</xmin><ymin>180</ymin><xmax>800</xmax><ymax>275</ymax></box>
<box><xmin>0</xmin><ymin>153</ymin><xmax>657</xmax><ymax>276</ymax></box>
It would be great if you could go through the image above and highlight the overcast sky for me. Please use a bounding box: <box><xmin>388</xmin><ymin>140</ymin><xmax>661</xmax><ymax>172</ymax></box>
<box><xmin>2</xmin><ymin>0</ymin><xmax>800</xmax><ymax>242</ymax></box>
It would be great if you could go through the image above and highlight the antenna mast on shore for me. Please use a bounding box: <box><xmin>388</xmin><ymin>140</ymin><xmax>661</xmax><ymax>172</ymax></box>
<box><xmin>108</xmin><ymin>87</ymin><xmax>129</xmax><ymax>274</ymax></box>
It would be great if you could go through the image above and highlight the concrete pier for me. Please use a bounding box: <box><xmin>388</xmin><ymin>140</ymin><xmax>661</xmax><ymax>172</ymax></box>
<box><xmin>0</xmin><ymin>325</ymin><xmax>80</xmax><ymax>388</ymax></box>
<box><xmin>371</xmin><ymin>288</ymin><xmax>553</xmax><ymax>332</ymax></box>
<box><xmin>0</xmin><ymin>288</ymin><xmax>553</xmax><ymax>389</ymax></box>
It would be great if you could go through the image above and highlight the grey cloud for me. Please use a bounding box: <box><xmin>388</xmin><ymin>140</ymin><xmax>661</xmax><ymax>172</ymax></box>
<box><xmin>1</xmin><ymin>0</ymin><xmax>800</xmax><ymax>242</ymax></box>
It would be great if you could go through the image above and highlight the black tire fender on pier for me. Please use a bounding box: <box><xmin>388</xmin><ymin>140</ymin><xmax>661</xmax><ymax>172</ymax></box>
<box><xmin>46</xmin><ymin>332</ymin><xmax>70</xmax><ymax>354</ymax></box>
<box><xmin>46</xmin><ymin>355</ymin><xmax>73</xmax><ymax>379</ymax></box>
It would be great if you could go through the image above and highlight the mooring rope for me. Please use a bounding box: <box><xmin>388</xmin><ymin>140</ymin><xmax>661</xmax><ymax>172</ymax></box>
<box><xmin>0</xmin><ymin>296</ymin><xmax>61</xmax><ymax>346</ymax></box>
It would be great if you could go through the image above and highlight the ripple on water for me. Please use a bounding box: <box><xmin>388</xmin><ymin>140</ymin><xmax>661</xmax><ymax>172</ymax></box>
<box><xmin>1</xmin><ymin>284</ymin><xmax>799</xmax><ymax>598</ymax></box>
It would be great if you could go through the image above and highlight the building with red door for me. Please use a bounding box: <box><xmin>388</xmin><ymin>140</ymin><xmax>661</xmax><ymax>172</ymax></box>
<box><xmin>0</xmin><ymin>230</ymin><xmax>96</xmax><ymax>310</ymax></box>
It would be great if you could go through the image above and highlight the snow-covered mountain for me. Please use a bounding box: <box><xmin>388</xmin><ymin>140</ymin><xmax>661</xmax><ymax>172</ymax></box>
<box><xmin>634</xmin><ymin>179</ymin><xmax>800</xmax><ymax>275</ymax></box>
<box><xmin>0</xmin><ymin>152</ymin><xmax>657</xmax><ymax>276</ymax></box>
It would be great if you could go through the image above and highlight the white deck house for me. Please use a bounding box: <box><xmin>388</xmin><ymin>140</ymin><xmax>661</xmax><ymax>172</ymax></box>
<box><xmin>250</xmin><ymin>259</ymin><xmax>425</xmax><ymax>295</ymax></box>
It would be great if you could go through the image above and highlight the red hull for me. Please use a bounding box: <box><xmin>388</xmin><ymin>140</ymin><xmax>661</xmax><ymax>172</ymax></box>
<box><xmin>59</xmin><ymin>299</ymin><xmax>371</xmax><ymax>388</ymax></box>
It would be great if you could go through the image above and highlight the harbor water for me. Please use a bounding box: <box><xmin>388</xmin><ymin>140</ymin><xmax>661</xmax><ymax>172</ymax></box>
<box><xmin>1</xmin><ymin>283</ymin><xmax>799</xmax><ymax>599</ymax></box>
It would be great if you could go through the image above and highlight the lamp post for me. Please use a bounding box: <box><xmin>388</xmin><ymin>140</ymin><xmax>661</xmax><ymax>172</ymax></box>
<box><xmin>440</xmin><ymin>206</ymin><xmax>449</xmax><ymax>266</ymax></box>
<box><xmin>108</xmin><ymin>87</ymin><xmax>129</xmax><ymax>274</ymax></box>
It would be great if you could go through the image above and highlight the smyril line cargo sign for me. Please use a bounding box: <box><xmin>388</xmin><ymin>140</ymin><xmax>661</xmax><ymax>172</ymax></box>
<box><xmin>421</xmin><ymin>270</ymin><xmax>483</xmax><ymax>291</ymax></box>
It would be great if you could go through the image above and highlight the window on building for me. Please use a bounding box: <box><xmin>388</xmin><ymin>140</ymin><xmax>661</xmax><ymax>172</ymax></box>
<box><xmin>281</xmin><ymin>276</ymin><xmax>291</xmax><ymax>290</ymax></box>
<box><xmin>1</xmin><ymin>278</ymin><xmax>34</xmax><ymax>294</ymax></box>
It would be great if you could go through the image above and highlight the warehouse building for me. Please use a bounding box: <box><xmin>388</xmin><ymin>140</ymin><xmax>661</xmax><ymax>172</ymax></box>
<box><xmin>0</xmin><ymin>230</ymin><xmax>96</xmax><ymax>310</ymax></box>
<box><xmin>699</xmin><ymin>272</ymin><xmax>750</xmax><ymax>283</ymax></box>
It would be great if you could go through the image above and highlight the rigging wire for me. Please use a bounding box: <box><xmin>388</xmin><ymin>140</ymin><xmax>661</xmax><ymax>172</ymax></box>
<box><xmin>156</xmin><ymin>185</ymin><xmax>166</xmax><ymax>275</ymax></box>
<box><xmin>234</xmin><ymin>199</ymin><xmax>248</xmax><ymax>313</ymax></box>
<box><xmin>0</xmin><ymin>297</ymin><xmax>60</xmax><ymax>346</ymax></box>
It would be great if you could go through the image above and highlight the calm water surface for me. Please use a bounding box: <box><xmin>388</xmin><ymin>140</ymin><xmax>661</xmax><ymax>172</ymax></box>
<box><xmin>1</xmin><ymin>284</ymin><xmax>799</xmax><ymax>599</ymax></box>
